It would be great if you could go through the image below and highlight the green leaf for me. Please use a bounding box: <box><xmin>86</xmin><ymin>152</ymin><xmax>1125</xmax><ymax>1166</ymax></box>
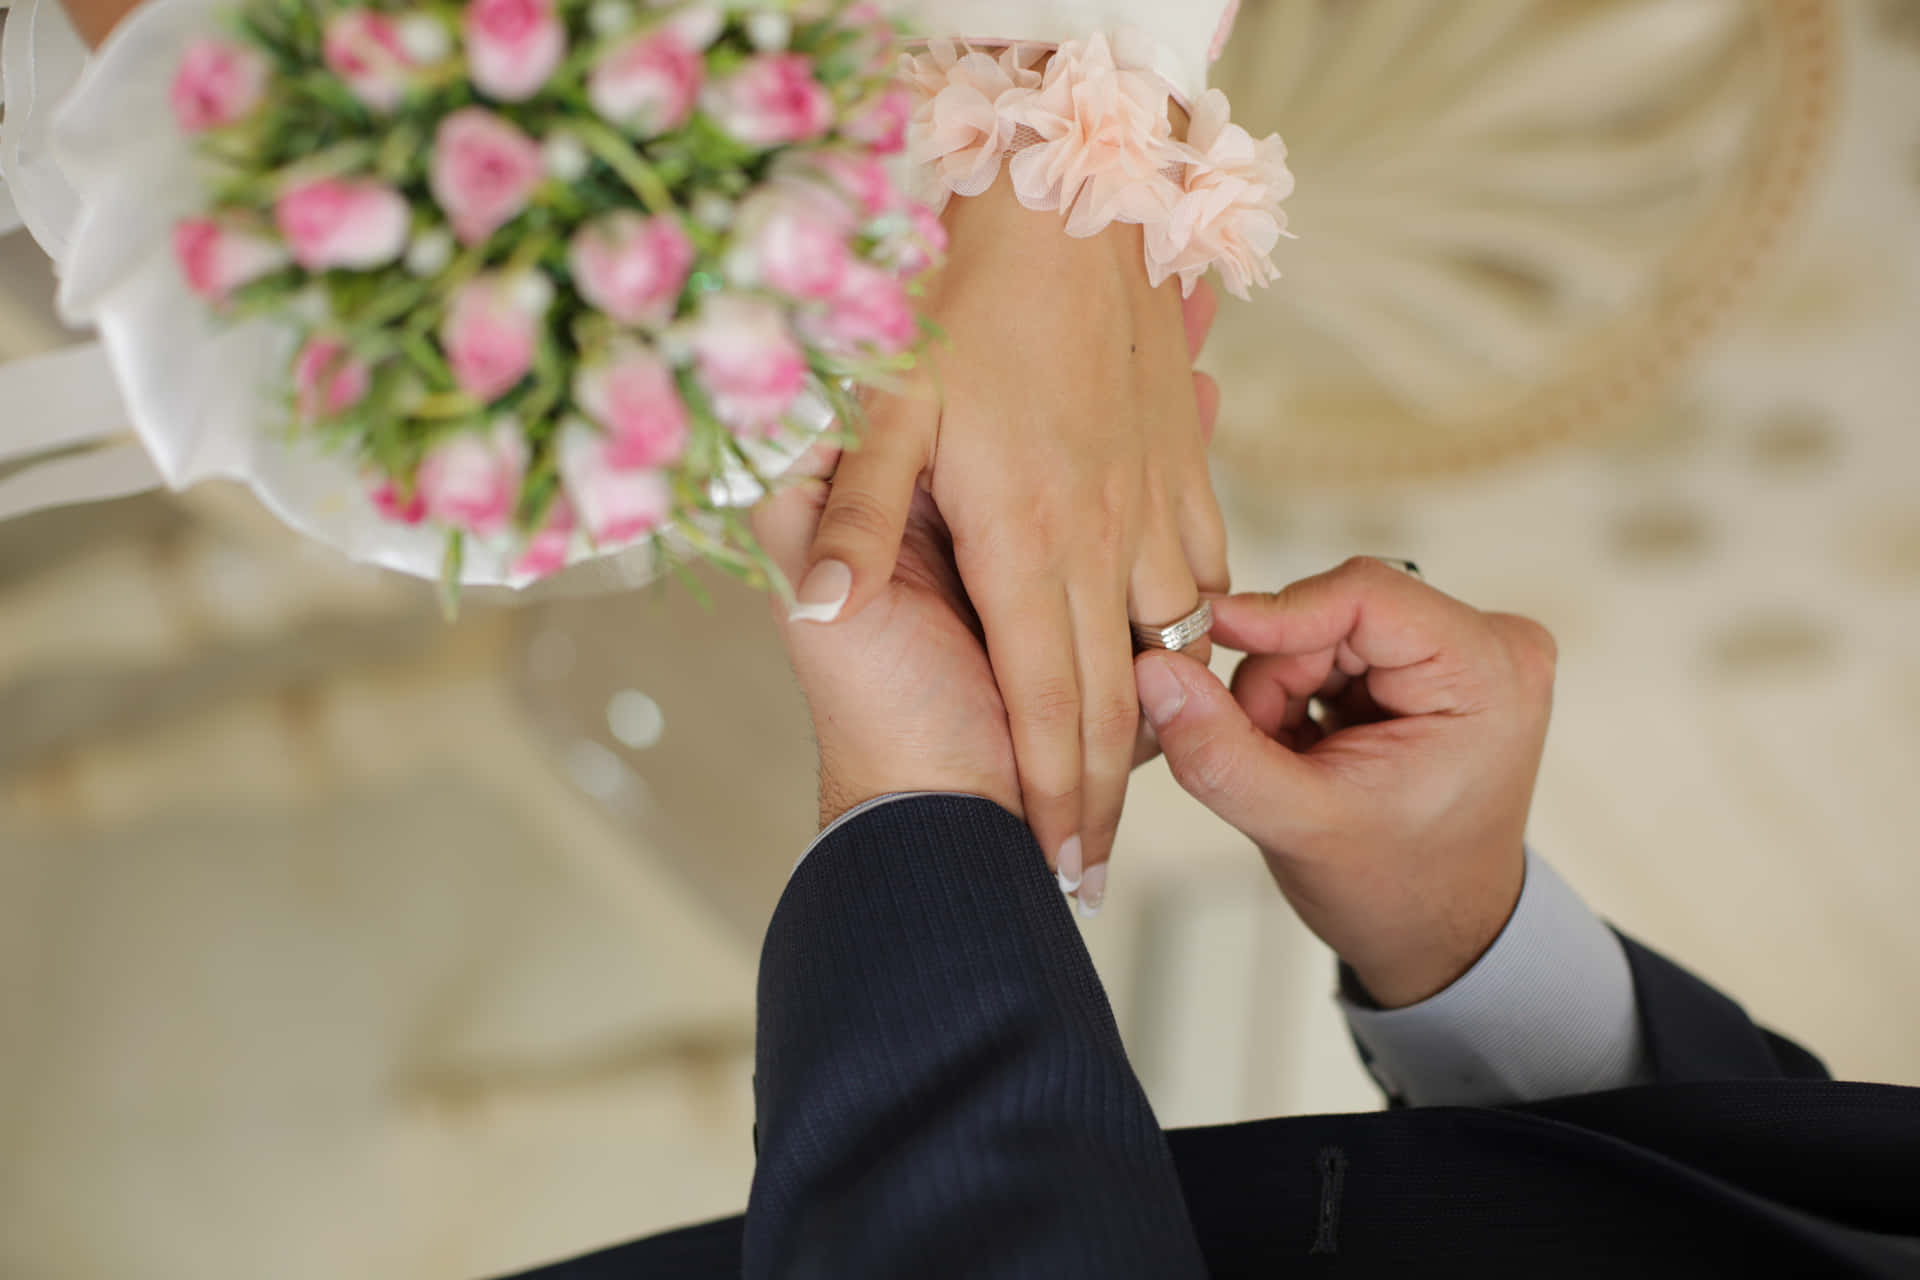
<box><xmin>440</xmin><ymin>531</ymin><xmax>465</xmax><ymax>620</ymax></box>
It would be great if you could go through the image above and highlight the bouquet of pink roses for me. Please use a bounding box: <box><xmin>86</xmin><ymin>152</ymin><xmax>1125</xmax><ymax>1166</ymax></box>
<box><xmin>167</xmin><ymin>0</ymin><xmax>940</xmax><ymax>599</ymax></box>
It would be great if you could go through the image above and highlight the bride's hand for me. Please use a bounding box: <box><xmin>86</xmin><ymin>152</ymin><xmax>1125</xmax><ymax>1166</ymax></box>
<box><xmin>794</xmin><ymin>172</ymin><xmax>1227</xmax><ymax>911</ymax></box>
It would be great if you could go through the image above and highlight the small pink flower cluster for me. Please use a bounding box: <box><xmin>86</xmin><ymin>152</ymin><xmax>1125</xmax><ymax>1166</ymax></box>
<box><xmin>166</xmin><ymin>2</ymin><xmax>942</xmax><ymax>583</ymax></box>
<box><xmin>902</xmin><ymin>30</ymin><xmax>1292</xmax><ymax>299</ymax></box>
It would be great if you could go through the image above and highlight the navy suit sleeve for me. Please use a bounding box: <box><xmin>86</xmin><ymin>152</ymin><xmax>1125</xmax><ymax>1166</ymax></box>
<box><xmin>743</xmin><ymin>795</ymin><xmax>1206</xmax><ymax>1280</ymax></box>
<box><xmin>1616</xmin><ymin>930</ymin><xmax>1829</xmax><ymax>1083</ymax></box>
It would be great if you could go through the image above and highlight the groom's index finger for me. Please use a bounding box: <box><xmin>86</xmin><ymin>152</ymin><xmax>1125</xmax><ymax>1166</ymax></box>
<box><xmin>1209</xmin><ymin>557</ymin><xmax>1483</xmax><ymax>673</ymax></box>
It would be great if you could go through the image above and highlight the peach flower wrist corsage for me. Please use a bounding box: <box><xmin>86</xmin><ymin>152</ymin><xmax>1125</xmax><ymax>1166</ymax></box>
<box><xmin>901</xmin><ymin>29</ymin><xmax>1294</xmax><ymax>299</ymax></box>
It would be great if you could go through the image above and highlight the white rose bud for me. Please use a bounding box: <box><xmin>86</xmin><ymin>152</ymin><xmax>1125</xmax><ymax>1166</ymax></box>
<box><xmin>542</xmin><ymin>133</ymin><xmax>590</xmax><ymax>183</ymax></box>
<box><xmin>510</xmin><ymin>270</ymin><xmax>555</xmax><ymax>317</ymax></box>
<box><xmin>588</xmin><ymin>0</ymin><xmax>632</xmax><ymax>36</ymax></box>
<box><xmin>657</xmin><ymin>328</ymin><xmax>693</xmax><ymax>367</ymax></box>
<box><xmin>746</xmin><ymin>11</ymin><xmax>790</xmax><ymax>52</ymax></box>
<box><xmin>405</xmin><ymin>229</ymin><xmax>455</xmax><ymax>278</ymax></box>
<box><xmin>397</xmin><ymin>15</ymin><xmax>452</xmax><ymax>65</ymax></box>
<box><xmin>286</xmin><ymin>287</ymin><xmax>329</xmax><ymax>325</ymax></box>
<box><xmin>667</xmin><ymin>4</ymin><xmax>725</xmax><ymax>51</ymax></box>
<box><xmin>692</xmin><ymin>191</ymin><xmax>735</xmax><ymax>230</ymax></box>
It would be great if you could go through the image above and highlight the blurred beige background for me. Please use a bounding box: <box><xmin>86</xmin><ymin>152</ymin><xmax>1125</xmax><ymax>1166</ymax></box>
<box><xmin>3</xmin><ymin>1</ymin><xmax>1918</xmax><ymax>1277</ymax></box>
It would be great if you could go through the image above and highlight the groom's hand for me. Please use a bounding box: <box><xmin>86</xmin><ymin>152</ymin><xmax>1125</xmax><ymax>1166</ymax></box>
<box><xmin>1137</xmin><ymin>559</ymin><xmax>1557</xmax><ymax>1007</ymax></box>
<box><xmin>754</xmin><ymin>451</ymin><xmax>1022</xmax><ymax>827</ymax></box>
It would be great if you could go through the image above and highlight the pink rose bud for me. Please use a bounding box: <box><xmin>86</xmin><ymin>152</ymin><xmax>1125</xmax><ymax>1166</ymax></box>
<box><xmin>574</xmin><ymin>343</ymin><xmax>691</xmax><ymax>469</ymax></box>
<box><xmin>173</xmin><ymin>216</ymin><xmax>289</xmax><ymax>302</ymax></box>
<box><xmin>807</xmin><ymin>150</ymin><xmax>901</xmax><ymax>218</ymax></box>
<box><xmin>417</xmin><ymin>422</ymin><xmax>528</xmax><ymax>536</ymax></box>
<box><xmin>430</xmin><ymin>107</ymin><xmax>545</xmax><ymax>246</ymax></box>
<box><xmin>702</xmin><ymin>54</ymin><xmax>832</xmax><ymax>148</ymax></box>
<box><xmin>370</xmin><ymin>478</ymin><xmax>428</xmax><ymax>525</ymax></box>
<box><xmin>881</xmin><ymin>200</ymin><xmax>948</xmax><ymax>277</ymax></box>
<box><xmin>292</xmin><ymin>337</ymin><xmax>372</xmax><ymax>421</ymax></box>
<box><xmin>567</xmin><ymin>211</ymin><xmax>694</xmax><ymax>327</ymax></box>
<box><xmin>728</xmin><ymin>183</ymin><xmax>853</xmax><ymax>302</ymax></box>
<box><xmin>170</xmin><ymin>39</ymin><xmax>268</xmax><ymax>133</ymax></box>
<box><xmin>463</xmin><ymin>0</ymin><xmax>566</xmax><ymax>102</ymax></box>
<box><xmin>441</xmin><ymin>272</ymin><xmax>545</xmax><ymax>402</ymax></box>
<box><xmin>810</xmin><ymin>261</ymin><xmax>917</xmax><ymax>357</ymax></box>
<box><xmin>558</xmin><ymin>422</ymin><xmax>672</xmax><ymax>546</ymax></box>
<box><xmin>689</xmin><ymin>293</ymin><xmax>807</xmax><ymax>436</ymax></box>
<box><xmin>844</xmin><ymin>86</ymin><xmax>911</xmax><ymax>155</ymax></box>
<box><xmin>323</xmin><ymin>10</ymin><xmax>421</xmax><ymax>112</ymax></box>
<box><xmin>588</xmin><ymin>26</ymin><xmax>703</xmax><ymax>136</ymax></box>
<box><xmin>840</xmin><ymin>3</ymin><xmax>897</xmax><ymax>74</ymax></box>
<box><xmin>513</xmin><ymin>494</ymin><xmax>576</xmax><ymax>578</ymax></box>
<box><xmin>274</xmin><ymin>178</ymin><xmax>410</xmax><ymax>271</ymax></box>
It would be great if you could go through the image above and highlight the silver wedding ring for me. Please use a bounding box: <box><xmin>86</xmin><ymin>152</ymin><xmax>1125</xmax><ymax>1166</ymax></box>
<box><xmin>1131</xmin><ymin>600</ymin><xmax>1214</xmax><ymax>652</ymax></box>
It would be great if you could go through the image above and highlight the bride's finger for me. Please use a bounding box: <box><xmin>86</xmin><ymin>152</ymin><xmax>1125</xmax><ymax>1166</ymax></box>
<box><xmin>797</xmin><ymin>390</ymin><xmax>934</xmax><ymax>624</ymax></box>
<box><xmin>1182</xmin><ymin>279</ymin><xmax>1219</xmax><ymax>360</ymax></box>
<box><xmin>748</xmin><ymin>442</ymin><xmax>839</xmax><ymax>585</ymax></box>
<box><xmin>964</xmin><ymin>563</ymin><xmax>1084</xmax><ymax>886</ymax></box>
<box><xmin>1178</xmin><ymin>481</ymin><xmax>1231</xmax><ymax>596</ymax></box>
<box><xmin>1068</xmin><ymin>579</ymin><xmax>1138</xmax><ymax>915</ymax></box>
<box><xmin>1193</xmin><ymin>371</ymin><xmax>1221</xmax><ymax>446</ymax></box>
<box><xmin>1130</xmin><ymin>517</ymin><xmax>1212</xmax><ymax>669</ymax></box>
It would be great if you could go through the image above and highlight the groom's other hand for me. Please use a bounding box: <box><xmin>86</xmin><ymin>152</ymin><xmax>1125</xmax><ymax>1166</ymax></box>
<box><xmin>753</xmin><ymin>450</ymin><xmax>1023</xmax><ymax>828</ymax></box>
<box><xmin>1137</xmin><ymin>559</ymin><xmax>1557</xmax><ymax>1007</ymax></box>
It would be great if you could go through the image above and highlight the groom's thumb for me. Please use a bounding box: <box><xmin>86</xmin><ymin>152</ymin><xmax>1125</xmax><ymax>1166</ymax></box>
<box><xmin>1136</xmin><ymin>651</ymin><xmax>1317</xmax><ymax>845</ymax></box>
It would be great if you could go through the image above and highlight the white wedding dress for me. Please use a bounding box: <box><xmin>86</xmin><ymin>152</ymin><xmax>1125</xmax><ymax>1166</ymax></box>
<box><xmin>0</xmin><ymin>0</ymin><xmax>1238</xmax><ymax>585</ymax></box>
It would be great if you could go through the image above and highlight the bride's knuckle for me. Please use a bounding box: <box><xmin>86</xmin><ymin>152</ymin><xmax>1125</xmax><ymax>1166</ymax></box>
<box><xmin>1085</xmin><ymin>695</ymin><xmax>1139</xmax><ymax>748</ymax></box>
<box><xmin>821</xmin><ymin>490</ymin><xmax>896</xmax><ymax>546</ymax></box>
<box><xmin>1017</xmin><ymin>678</ymin><xmax>1082</xmax><ymax>731</ymax></box>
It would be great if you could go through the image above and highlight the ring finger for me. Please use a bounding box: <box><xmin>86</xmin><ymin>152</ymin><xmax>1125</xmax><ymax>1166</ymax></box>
<box><xmin>1130</xmin><ymin>517</ymin><xmax>1212</xmax><ymax>670</ymax></box>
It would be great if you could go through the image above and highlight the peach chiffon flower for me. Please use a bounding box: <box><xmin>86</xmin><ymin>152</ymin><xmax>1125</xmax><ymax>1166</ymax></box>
<box><xmin>1004</xmin><ymin>32</ymin><xmax>1181</xmax><ymax>239</ymax></box>
<box><xmin>905</xmin><ymin>40</ymin><xmax>1044</xmax><ymax>211</ymax></box>
<box><xmin>1144</xmin><ymin>88</ymin><xmax>1293</xmax><ymax>299</ymax></box>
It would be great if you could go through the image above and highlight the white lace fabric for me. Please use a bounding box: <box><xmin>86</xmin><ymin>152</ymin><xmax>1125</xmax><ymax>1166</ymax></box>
<box><xmin>0</xmin><ymin>0</ymin><xmax>1237</xmax><ymax>584</ymax></box>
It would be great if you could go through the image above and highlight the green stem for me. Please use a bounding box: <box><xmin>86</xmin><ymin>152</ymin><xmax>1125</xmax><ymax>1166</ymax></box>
<box><xmin>412</xmin><ymin>390</ymin><xmax>484</xmax><ymax>419</ymax></box>
<box><xmin>505</xmin><ymin>231</ymin><xmax>557</xmax><ymax>280</ymax></box>
<box><xmin>572</xmin><ymin>119</ymin><xmax>676</xmax><ymax>217</ymax></box>
<box><xmin>440</xmin><ymin>531</ymin><xmax>465</xmax><ymax>621</ymax></box>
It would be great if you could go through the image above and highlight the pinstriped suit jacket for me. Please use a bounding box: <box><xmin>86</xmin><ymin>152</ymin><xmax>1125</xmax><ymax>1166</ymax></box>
<box><xmin>509</xmin><ymin>796</ymin><xmax>1920</xmax><ymax>1279</ymax></box>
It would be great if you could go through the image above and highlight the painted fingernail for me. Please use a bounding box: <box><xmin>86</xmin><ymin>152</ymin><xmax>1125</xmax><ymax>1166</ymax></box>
<box><xmin>1135</xmin><ymin>657</ymin><xmax>1187</xmax><ymax>726</ymax></box>
<box><xmin>789</xmin><ymin>559</ymin><xmax>852</xmax><ymax>623</ymax></box>
<box><xmin>1076</xmin><ymin>863</ymin><xmax>1107</xmax><ymax>919</ymax></box>
<box><xmin>1055</xmin><ymin>835</ymin><xmax>1083</xmax><ymax>893</ymax></box>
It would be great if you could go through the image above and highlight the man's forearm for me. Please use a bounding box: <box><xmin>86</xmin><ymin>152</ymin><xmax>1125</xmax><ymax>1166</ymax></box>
<box><xmin>747</xmin><ymin>795</ymin><xmax>1205</xmax><ymax>1278</ymax></box>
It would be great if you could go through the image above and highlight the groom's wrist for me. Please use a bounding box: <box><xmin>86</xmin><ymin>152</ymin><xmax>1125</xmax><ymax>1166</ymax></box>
<box><xmin>816</xmin><ymin>745</ymin><xmax>1021</xmax><ymax>829</ymax></box>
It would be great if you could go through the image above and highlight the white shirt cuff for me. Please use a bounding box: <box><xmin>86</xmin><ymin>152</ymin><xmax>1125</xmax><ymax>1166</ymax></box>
<box><xmin>792</xmin><ymin>792</ymin><xmax>987</xmax><ymax>877</ymax></box>
<box><xmin>1338</xmin><ymin>849</ymin><xmax>1651</xmax><ymax>1107</ymax></box>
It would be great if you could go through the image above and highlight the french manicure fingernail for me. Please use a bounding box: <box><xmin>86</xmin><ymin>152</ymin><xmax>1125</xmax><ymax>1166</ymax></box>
<box><xmin>1135</xmin><ymin>657</ymin><xmax>1187</xmax><ymax>727</ymax></box>
<box><xmin>1055</xmin><ymin>835</ymin><xmax>1083</xmax><ymax>893</ymax></box>
<box><xmin>1076</xmin><ymin>863</ymin><xmax>1107</xmax><ymax>919</ymax></box>
<box><xmin>789</xmin><ymin>559</ymin><xmax>852</xmax><ymax>623</ymax></box>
